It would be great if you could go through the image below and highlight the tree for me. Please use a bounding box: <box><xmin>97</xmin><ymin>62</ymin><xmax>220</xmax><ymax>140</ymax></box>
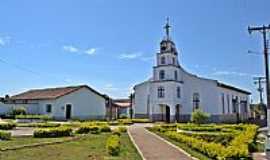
<box><xmin>191</xmin><ymin>109</ymin><xmax>209</xmax><ymax>124</ymax></box>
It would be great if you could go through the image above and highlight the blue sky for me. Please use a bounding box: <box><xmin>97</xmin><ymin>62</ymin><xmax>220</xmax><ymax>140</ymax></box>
<box><xmin>0</xmin><ymin>0</ymin><xmax>269</xmax><ymax>102</ymax></box>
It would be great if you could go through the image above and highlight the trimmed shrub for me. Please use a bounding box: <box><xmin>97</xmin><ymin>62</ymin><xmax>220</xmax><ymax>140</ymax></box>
<box><xmin>191</xmin><ymin>109</ymin><xmax>209</xmax><ymax>124</ymax></box>
<box><xmin>11</xmin><ymin>107</ymin><xmax>26</xmax><ymax>115</ymax></box>
<box><xmin>15</xmin><ymin>115</ymin><xmax>52</xmax><ymax>121</ymax></box>
<box><xmin>131</xmin><ymin>119</ymin><xmax>151</xmax><ymax>123</ymax></box>
<box><xmin>106</xmin><ymin>135</ymin><xmax>120</xmax><ymax>156</ymax></box>
<box><xmin>17</xmin><ymin>122</ymin><xmax>60</xmax><ymax>128</ymax></box>
<box><xmin>117</xmin><ymin>127</ymin><xmax>127</xmax><ymax>133</ymax></box>
<box><xmin>100</xmin><ymin>125</ymin><xmax>111</xmax><ymax>132</ymax></box>
<box><xmin>75</xmin><ymin>125</ymin><xmax>100</xmax><ymax>134</ymax></box>
<box><xmin>0</xmin><ymin>122</ymin><xmax>16</xmax><ymax>130</ymax></box>
<box><xmin>33</xmin><ymin>127</ymin><xmax>72</xmax><ymax>138</ymax></box>
<box><xmin>108</xmin><ymin>121</ymin><xmax>119</xmax><ymax>126</ymax></box>
<box><xmin>118</xmin><ymin>119</ymin><xmax>133</xmax><ymax>125</ymax></box>
<box><xmin>112</xmin><ymin>130</ymin><xmax>121</xmax><ymax>136</ymax></box>
<box><xmin>0</xmin><ymin>131</ymin><xmax>11</xmax><ymax>140</ymax></box>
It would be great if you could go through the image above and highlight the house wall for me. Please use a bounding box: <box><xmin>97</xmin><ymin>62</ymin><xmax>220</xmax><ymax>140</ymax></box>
<box><xmin>134</xmin><ymin>81</ymin><xmax>151</xmax><ymax>118</ymax></box>
<box><xmin>37</xmin><ymin>87</ymin><xmax>106</xmax><ymax>120</ymax></box>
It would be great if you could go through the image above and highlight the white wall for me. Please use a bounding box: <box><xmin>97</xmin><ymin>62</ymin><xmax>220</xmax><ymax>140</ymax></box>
<box><xmin>38</xmin><ymin>87</ymin><xmax>106</xmax><ymax>120</ymax></box>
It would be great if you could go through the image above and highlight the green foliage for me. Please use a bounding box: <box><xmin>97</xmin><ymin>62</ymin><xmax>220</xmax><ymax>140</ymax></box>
<box><xmin>33</xmin><ymin>127</ymin><xmax>72</xmax><ymax>138</ymax></box>
<box><xmin>154</xmin><ymin>124</ymin><xmax>258</xmax><ymax>159</ymax></box>
<box><xmin>131</xmin><ymin>119</ymin><xmax>151</xmax><ymax>123</ymax></box>
<box><xmin>15</xmin><ymin>115</ymin><xmax>52</xmax><ymax>121</ymax></box>
<box><xmin>0</xmin><ymin>131</ymin><xmax>11</xmax><ymax>140</ymax></box>
<box><xmin>17</xmin><ymin>122</ymin><xmax>60</xmax><ymax>128</ymax></box>
<box><xmin>191</xmin><ymin>109</ymin><xmax>210</xmax><ymax>124</ymax></box>
<box><xmin>117</xmin><ymin>127</ymin><xmax>127</xmax><ymax>133</ymax></box>
<box><xmin>0</xmin><ymin>122</ymin><xmax>16</xmax><ymax>130</ymax></box>
<box><xmin>75</xmin><ymin>125</ymin><xmax>100</xmax><ymax>134</ymax></box>
<box><xmin>108</xmin><ymin>121</ymin><xmax>119</xmax><ymax>126</ymax></box>
<box><xmin>11</xmin><ymin>107</ymin><xmax>26</xmax><ymax>115</ymax></box>
<box><xmin>99</xmin><ymin>125</ymin><xmax>111</xmax><ymax>132</ymax></box>
<box><xmin>118</xmin><ymin>119</ymin><xmax>133</xmax><ymax>125</ymax></box>
<box><xmin>106</xmin><ymin>135</ymin><xmax>120</xmax><ymax>156</ymax></box>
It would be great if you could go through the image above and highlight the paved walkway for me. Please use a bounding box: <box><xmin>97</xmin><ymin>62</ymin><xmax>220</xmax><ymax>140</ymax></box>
<box><xmin>128</xmin><ymin>125</ymin><xmax>194</xmax><ymax>160</ymax></box>
<box><xmin>10</xmin><ymin>127</ymin><xmax>34</xmax><ymax>137</ymax></box>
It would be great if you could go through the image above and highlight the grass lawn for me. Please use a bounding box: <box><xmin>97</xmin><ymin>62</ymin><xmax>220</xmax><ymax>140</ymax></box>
<box><xmin>0</xmin><ymin>136</ymin><xmax>73</xmax><ymax>150</ymax></box>
<box><xmin>0</xmin><ymin>133</ymin><xmax>142</xmax><ymax>160</ymax></box>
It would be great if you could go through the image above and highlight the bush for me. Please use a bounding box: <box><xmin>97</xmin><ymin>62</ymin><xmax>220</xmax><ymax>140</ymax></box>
<box><xmin>131</xmin><ymin>119</ymin><xmax>151</xmax><ymax>123</ymax></box>
<box><xmin>75</xmin><ymin>125</ymin><xmax>100</xmax><ymax>134</ymax></box>
<box><xmin>0</xmin><ymin>131</ymin><xmax>11</xmax><ymax>140</ymax></box>
<box><xmin>100</xmin><ymin>125</ymin><xmax>111</xmax><ymax>132</ymax></box>
<box><xmin>108</xmin><ymin>121</ymin><xmax>119</xmax><ymax>126</ymax></box>
<box><xmin>118</xmin><ymin>119</ymin><xmax>133</xmax><ymax>125</ymax></box>
<box><xmin>11</xmin><ymin>107</ymin><xmax>26</xmax><ymax>115</ymax></box>
<box><xmin>0</xmin><ymin>122</ymin><xmax>16</xmax><ymax>130</ymax></box>
<box><xmin>33</xmin><ymin>127</ymin><xmax>72</xmax><ymax>138</ymax></box>
<box><xmin>117</xmin><ymin>127</ymin><xmax>127</xmax><ymax>133</ymax></box>
<box><xmin>106</xmin><ymin>135</ymin><xmax>120</xmax><ymax>156</ymax></box>
<box><xmin>17</xmin><ymin>122</ymin><xmax>60</xmax><ymax>128</ymax></box>
<box><xmin>191</xmin><ymin>109</ymin><xmax>209</xmax><ymax>124</ymax></box>
<box><xmin>15</xmin><ymin>115</ymin><xmax>52</xmax><ymax>121</ymax></box>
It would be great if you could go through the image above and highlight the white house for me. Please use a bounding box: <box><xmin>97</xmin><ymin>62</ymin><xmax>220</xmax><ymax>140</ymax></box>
<box><xmin>133</xmin><ymin>20</ymin><xmax>251</xmax><ymax>123</ymax></box>
<box><xmin>2</xmin><ymin>85</ymin><xmax>116</xmax><ymax>120</ymax></box>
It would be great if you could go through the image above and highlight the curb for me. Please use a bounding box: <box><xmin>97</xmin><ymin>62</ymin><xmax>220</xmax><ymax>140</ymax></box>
<box><xmin>127</xmin><ymin>128</ymin><xmax>146</xmax><ymax>160</ymax></box>
<box><xmin>145</xmin><ymin>129</ymin><xmax>198</xmax><ymax>160</ymax></box>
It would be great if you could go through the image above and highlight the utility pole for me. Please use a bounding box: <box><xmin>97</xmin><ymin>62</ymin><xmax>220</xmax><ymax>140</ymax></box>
<box><xmin>248</xmin><ymin>24</ymin><xmax>270</xmax><ymax>153</ymax></box>
<box><xmin>254</xmin><ymin>76</ymin><xmax>266</xmax><ymax>105</ymax></box>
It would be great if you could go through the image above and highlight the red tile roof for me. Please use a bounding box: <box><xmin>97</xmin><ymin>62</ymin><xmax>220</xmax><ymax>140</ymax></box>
<box><xmin>10</xmin><ymin>85</ymin><xmax>107</xmax><ymax>100</ymax></box>
<box><xmin>113</xmin><ymin>99</ymin><xmax>130</xmax><ymax>108</ymax></box>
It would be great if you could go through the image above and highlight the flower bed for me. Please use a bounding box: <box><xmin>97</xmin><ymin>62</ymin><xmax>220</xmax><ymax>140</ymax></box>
<box><xmin>17</xmin><ymin>122</ymin><xmax>61</xmax><ymax>128</ymax></box>
<box><xmin>151</xmin><ymin>124</ymin><xmax>258</xmax><ymax>159</ymax></box>
<box><xmin>33</xmin><ymin>127</ymin><xmax>72</xmax><ymax>138</ymax></box>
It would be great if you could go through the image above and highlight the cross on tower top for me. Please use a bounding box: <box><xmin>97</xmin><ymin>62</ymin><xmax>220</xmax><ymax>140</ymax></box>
<box><xmin>164</xmin><ymin>17</ymin><xmax>171</xmax><ymax>40</ymax></box>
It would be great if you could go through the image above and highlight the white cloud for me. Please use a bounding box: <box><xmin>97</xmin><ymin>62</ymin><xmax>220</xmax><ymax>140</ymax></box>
<box><xmin>0</xmin><ymin>36</ymin><xmax>11</xmax><ymax>46</ymax></box>
<box><xmin>63</xmin><ymin>45</ymin><xmax>79</xmax><ymax>53</ymax></box>
<box><xmin>119</xmin><ymin>52</ymin><xmax>142</xmax><ymax>59</ymax></box>
<box><xmin>85</xmin><ymin>48</ymin><xmax>97</xmax><ymax>55</ymax></box>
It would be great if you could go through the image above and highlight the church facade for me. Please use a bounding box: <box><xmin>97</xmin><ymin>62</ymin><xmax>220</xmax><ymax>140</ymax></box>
<box><xmin>133</xmin><ymin>20</ymin><xmax>251</xmax><ymax>123</ymax></box>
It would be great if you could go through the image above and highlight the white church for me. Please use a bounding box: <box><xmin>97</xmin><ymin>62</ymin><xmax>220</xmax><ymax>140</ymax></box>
<box><xmin>133</xmin><ymin>20</ymin><xmax>251</xmax><ymax>123</ymax></box>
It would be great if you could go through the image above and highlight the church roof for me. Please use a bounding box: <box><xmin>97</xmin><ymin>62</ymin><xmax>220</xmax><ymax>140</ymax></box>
<box><xmin>217</xmin><ymin>82</ymin><xmax>251</xmax><ymax>95</ymax></box>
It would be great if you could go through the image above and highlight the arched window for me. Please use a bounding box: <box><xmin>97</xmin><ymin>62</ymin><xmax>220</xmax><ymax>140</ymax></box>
<box><xmin>193</xmin><ymin>93</ymin><xmax>200</xmax><ymax>110</ymax></box>
<box><xmin>177</xmin><ymin>87</ymin><xmax>181</xmax><ymax>98</ymax></box>
<box><xmin>158</xmin><ymin>86</ymin><xmax>165</xmax><ymax>98</ymax></box>
<box><xmin>174</xmin><ymin>70</ymin><xmax>178</xmax><ymax>80</ymax></box>
<box><xmin>161</xmin><ymin>56</ymin><xmax>166</xmax><ymax>65</ymax></box>
<box><xmin>159</xmin><ymin>70</ymin><xmax>165</xmax><ymax>80</ymax></box>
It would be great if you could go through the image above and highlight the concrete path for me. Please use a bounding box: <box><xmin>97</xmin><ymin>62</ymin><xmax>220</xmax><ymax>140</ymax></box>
<box><xmin>128</xmin><ymin>125</ymin><xmax>194</xmax><ymax>160</ymax></box>
<box><xmin>10</xmin><ymin>127</ymin><xmax>34</xmax><ymax>137</ymax></box>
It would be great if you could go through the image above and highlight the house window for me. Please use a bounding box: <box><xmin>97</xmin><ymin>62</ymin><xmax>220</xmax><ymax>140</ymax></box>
<box><xmin>177</xmin><ymin>87</ymin><xmax>181</xmax><ymax>98</ymax></box>
<box><xmin>46</xmin><ymin>104</ymin><xmax>52</xmax><ymax>113</ymax></box>
<box><xmin>159</xmin><ymin>70</ymin><xmax>165</xmax><ymax>80</ymax></box>
<box><xmin>158</xmin><ymin>86</ymin><xmax>165</xmax><ymax>98</ymax></box>
<box><xmin>193</xmin><ymin>93</ymin><xmax>200</xmax><ymax>110</ymax></box>
<box><xmin>221</xmin><ymin>93</ymin><xmax>225</xmax><ymax>114</ymax></box>
<box><xmin>161</xmin><ymin>56</ymin><xmax>166</xmax><ymax>65</ymax></box>
<box><xmin>174</xmin><ymin>70</ymin><xmax>178</xmax><ymax>80</ymax></box>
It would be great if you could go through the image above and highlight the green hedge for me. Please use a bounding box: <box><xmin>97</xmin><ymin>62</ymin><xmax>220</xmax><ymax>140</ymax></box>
<box><xmin>0</xmin><ymin>122</ymin><xmax>16</xmax><ymax>130</ymax></box>
<box><xmin>100</xmin><ymin>125</ymin><xmax>111</xmax><ymax>132</ymax></box>
<box><xmin>157</xmin><ymin>124</ymin><xmax>258</xmax><ymax>159</ymax></box>
<box><xmin>118</xmin><ymin>119</ymin><xmax>133</xmax><ymax>125</ymax></box>
<box><xmin>106</xmin><ymin>135</ymin><xmax>120</xmax><ymax>156</ymax></box>
<box><xmin>131</xmin><ymin>119</ymin><xmax>151</xmax><ymax>123</ymax></box>
<box><xmin>15</xmin><ymin>115</ymin><xmax>52</xmax><ymax>121</ymax></box>
<box><xmin>33</xmin><ymin>127</ymin><xmax>72</xmax><ymax>138</ymax></box>
<box><xmin>17</xmin><ymin>122</ymin><xmax>60</xmax><ymax>128</ymax></box>
<box><xmin>75</xmin><ymin>125</ymin><xmax>100</xmax><ymax>134</ymax></box>
<box><xmin>0</xmin><ymin>131</ymin><xmax>11</xmax><ymax>140</ymax></box>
